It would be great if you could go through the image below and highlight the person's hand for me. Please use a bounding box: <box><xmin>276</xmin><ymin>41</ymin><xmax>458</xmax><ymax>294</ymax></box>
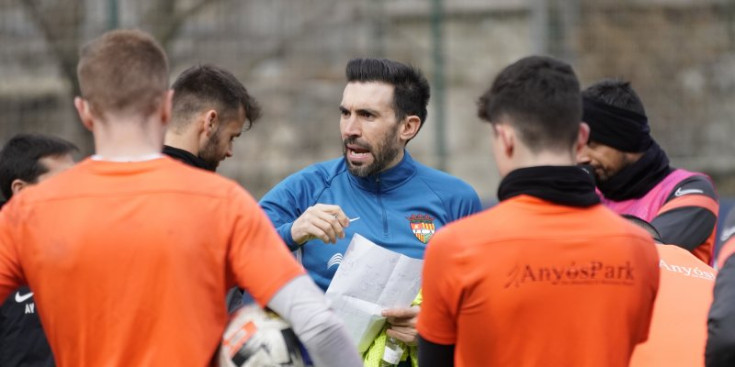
<box><xmin>382</xmin><ymin>306</ymin><xmax>420</xmax><ymax>346</ymax></box>
<box><xmin>290</xmin><ymin>204</ymin><xmax>350</xmax><ymax>245</ymax></box>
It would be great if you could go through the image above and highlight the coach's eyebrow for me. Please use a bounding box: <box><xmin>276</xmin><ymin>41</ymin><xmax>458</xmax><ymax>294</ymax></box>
<box><xmin>356</xmin><ymin>108</ymin><xmax>379</xmax><ymax>117</ymax></box>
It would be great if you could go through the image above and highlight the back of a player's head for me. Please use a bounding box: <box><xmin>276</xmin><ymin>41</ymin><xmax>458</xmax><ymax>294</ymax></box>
<box><xmin>77</xmin><ymin>29</ymin><xmax>169</xmax><ymax>118</ymax></box>
<box><xmin>477</xmin><ymin>55</ymin><xmax>581</xmax><ymax>153</ymax></box>
<box><xmin>0</xmin><ymin>134</ymin><xmax>78</xmax><ymax>200</ymax></box>
<box><xmin>582</xmin><ymin>78</ymin><xmax>646</xmax><ymax>116</ymax></box>
<box><xmin>622</xmin><ymin>214</ymin><xmax>663</xmax><ymax>243</ymax></box>
<box><xmin>171</xmin><ymin>64</ymin><xmax>261</xmax><ymax>130</ymax></box>
<box><xmin>345</xmin><ymin>58</ymin><xmax>430</xmax><ymax>127</ymax></box>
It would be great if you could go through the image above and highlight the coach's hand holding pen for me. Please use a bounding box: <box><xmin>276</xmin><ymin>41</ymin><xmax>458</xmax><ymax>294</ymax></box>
<box><xmin>290</xmin><ymin>203</ymin><xmax>359</xmax><ymax>245</ymax></box>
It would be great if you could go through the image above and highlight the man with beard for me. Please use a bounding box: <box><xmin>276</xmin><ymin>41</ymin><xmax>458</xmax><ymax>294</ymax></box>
<box><xmin>164</xmin><ymin>64</ymin><xmax>262</xmax><ymax>311</ymax></box>
<box><xmin>577</xmin><ymin>79</ymin><xmax>718</xmax><ymax>264</ymax></box>
<box><xmin>164</xmin><ymin>64</ymin><xmax>261</xmax><ymax>171</ymax></box>
<box><xmin>258</xmin><ymin>58</ymin><xmax>482</xmax><ymax>365</ymax></box>
<box><xmin>0</xmin><ymin>30</ymin><xmax>361</xmax><ymax>367</ymax></box>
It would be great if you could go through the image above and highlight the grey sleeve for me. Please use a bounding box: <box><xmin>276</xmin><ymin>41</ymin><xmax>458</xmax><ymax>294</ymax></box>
<box><xmin>652</xmin><ymin>175</ymin><xmax>718</xmax><ymax>251</ymax></box>
<box><xmin>652</xmin><ymin>207</ymin><xmax>717</xmax><ymax>251</ymax></box>
<box><xmin>267</xmin><ymin>275</ymin><xmax>362</xmax><ymax>367</ymax></box>
<box><xmin>707</xmin><ymin>256</ymin><xmax>735</xmax><ymax>367</ymax></box>
<box><xmin>718</xmin><ymin>207</ymin><xmax>735</xmax><ymax>245</ymax></box>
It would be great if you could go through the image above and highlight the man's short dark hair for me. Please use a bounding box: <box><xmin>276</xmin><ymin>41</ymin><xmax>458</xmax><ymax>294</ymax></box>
<box><xmin>0</xmin><ymin>134</ymin><xmax>78</xmax><ymax>200</ymax></box>
<box><xmin>582</xmin><ymin>78</ymin><xmax>646</xmax><ymax>116</ymax></box>
<box><xmin>171</xmin><ymin>64</ymin><xmax>262</xmax><ymax>130</ymax></box>
<box><xmin>477</xmin><ymin>55</ymin><xmax>582</xmax><ymax>153</ymax></box>
<box><xmin>345</xmin><ymin>58</ymin><xmax>430</xmax><ymax>132</ymax></box>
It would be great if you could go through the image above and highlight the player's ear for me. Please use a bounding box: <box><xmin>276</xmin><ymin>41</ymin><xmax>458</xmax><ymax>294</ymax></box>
<box><xmin>203</xmin><ymin>109</ymin><xmax>218</xmax><ymax>137</ymax></box>
<box><xmin>497</xmin><ymin>124</ymin><xmax>515</xmax><ymax>158</ymax></box>
<box><xmin>11</xmin><ymin>179</ymin><xmax>29</xmax><ymax>195</ymax></box>
<box><xmin>74</xmin><ymin>97</ymin><xmax>95</xmax><ymax>132</ymax></box>
<box><xmin>575</xmin><ymin>123</ymin><xmax>590</xmax><ymax>156</ymax></box>
<box><xmin>160</xmin><ymin>89</ymin><xmax>174</xmax><ymax>127</ymax></box>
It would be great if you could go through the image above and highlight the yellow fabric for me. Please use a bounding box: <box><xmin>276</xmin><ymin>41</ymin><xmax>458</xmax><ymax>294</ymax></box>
<box><xmin>362</xmin><ymin>291</ymin><xmax>423</xmax><ymax>367</ymax></box>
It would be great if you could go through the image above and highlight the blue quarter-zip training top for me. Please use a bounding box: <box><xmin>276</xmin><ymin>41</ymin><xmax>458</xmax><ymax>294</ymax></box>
<box><xmin>259</xmin><ymin>151</ymin><xmax>483</xmax><ymax>290</ymax></box>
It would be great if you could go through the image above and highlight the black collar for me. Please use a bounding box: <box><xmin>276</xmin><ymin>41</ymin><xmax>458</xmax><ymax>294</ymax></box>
<box><xmin>597</xmin><ymin>142</ymin><xmax>672</xmax><ymax>201</ymax></box>
<box><xmin>162</xmin><ymin>145</ymin><xmax>213</xmax><ymax>171</ymax></box>
<box><xmin>498</xmin><ymin>166</ymin><xmax>600</xmax><ymax>207</ymax></box>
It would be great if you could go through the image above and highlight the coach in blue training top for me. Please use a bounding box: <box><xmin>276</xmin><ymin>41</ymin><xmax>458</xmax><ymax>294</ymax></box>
<box><xmin>259</xmin><ymin>58</ymin><xmax>482</xmax><ymax>356</ymax></box>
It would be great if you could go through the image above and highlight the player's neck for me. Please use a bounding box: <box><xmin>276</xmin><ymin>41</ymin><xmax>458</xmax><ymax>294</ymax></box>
<box><xmin>512</xmin><ymin>147</ymin><xmax>576</xmax><ymax>169</ymax></box>
<box><xmin>164</xmin><ymin>129</ymin><xmax>199</xmax><ymax>156</ymax></box>
<box><xmin>93</xmin><ymin>116</ymin><xmax>165</xmax><ymax>159</ymax></box>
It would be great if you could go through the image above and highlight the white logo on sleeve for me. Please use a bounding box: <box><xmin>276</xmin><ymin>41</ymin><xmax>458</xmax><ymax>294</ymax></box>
<box><xmin>674</xmin><ymin>187</ymin><xmax>704</xmax><ymax>197</ymax></box>
<box><xmin>15</xmin><ymin>291</ymin><xmax>34</xmax><ymax>303</ymax></box>
<box><xmin>721</xmin><ymin>226</ymin><xmax>735</xmax><ymax>242</ymax></box>
<box><xmin>327</xmin><ymin>253</ymin><xmax>343</xmax><ymax>270</ymax></box>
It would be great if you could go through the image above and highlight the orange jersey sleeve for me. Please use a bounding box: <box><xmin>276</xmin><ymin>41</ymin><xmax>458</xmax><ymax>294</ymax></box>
<box><xmin>418</xmin><ymin>225</ymin><xmax>462</xmax><ymax>345</ymax></box>
<box><xmin>225</xmin><ymin>185</ymin><xmax>305</xmax><ymax>306</ymax></box>
<box><xmin>630</xmin><ymin>244</ymin><xmax>714</xmax><ymax>367</ymax></box>
<box><xmin>0</xmin><ymin>199</ymin><xmax>25</xmax><ymax>303</ymax></box>
<box><xmin>653</xmin><ymin>190</ymin><xmax>718</xmax><ymax>265</ymax></box>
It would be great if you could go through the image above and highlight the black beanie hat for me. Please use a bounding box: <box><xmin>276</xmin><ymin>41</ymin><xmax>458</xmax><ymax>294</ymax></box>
<box><xmin>582</xmin><ymin>97</ymin><xmax>652</xmax><ymax>153</ymax></box>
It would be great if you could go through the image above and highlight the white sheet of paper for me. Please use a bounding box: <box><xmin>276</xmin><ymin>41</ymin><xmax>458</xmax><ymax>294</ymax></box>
<box><xmin>325</xmin><ymin>234</ymin><xmax>423</xmax><ymax>352</ymax></box>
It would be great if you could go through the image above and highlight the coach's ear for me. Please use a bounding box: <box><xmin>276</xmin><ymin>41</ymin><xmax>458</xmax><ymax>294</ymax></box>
<box><xmin>74</xmin><ymin>97</ymin><xmax>95</xmax><ymax>132</ymax></box>
<box><xmin>399</xmin><ymin>115</ymin><xmax>421</xmax><ymax>143</ymax></box>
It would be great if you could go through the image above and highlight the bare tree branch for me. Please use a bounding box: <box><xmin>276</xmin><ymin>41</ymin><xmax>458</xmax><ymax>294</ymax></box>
<box><xmin>146</xmin><ymin>0</ymin><xmax>226</xmax><ymax>50</ymax></box>
<box><xmin>239</xmin><ymin>0</ymin><xmax>344</xmax><ymax>72</ymax></box>
<box><xmin>18</xmin><ymin>0</ymin><xmax>83</xmax><ymax>96</ymax></box>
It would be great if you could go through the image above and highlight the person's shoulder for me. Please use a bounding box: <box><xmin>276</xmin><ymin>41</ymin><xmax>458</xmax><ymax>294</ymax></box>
<box><xmin>412</xmin><ymin>160</ymin><xmax>477</xmax><ymax>196</ymax></box>
<box><xmin>658</xmin><ymin>169</ymin><xmax>718</xmax><ymax>210</ymax></box>
<box><xmin>161</xmin><ymin>157</ymin><xmax>240</xmax><ymax>187</ymax></box>
<box><xmin>431</xmin><ymin>208</ymin><xmax>494</xmax><ymax>244</ymax></box>
<box><xmin>106</xmin><ymin>157</ymin><xmax>248</xmax><ymax>199</ymax></box>
<box><xmin>11</xmin><ymin>160</ymin><xmax>89</xmax><ymax>202</ymax></box>
<box><xmin>412</xmin><ymin>160</ymin><xmax>468</xmax><ymax>183</ymax></box>
<box><xmin>105</xmin><ymin>158</ymin><xmax>258</xmax><ymax>207</ymax></box>
<box><xmin>670</xmin><ymin>170</ymin><xmax>717</xmax><ymax>196</ymax></box>
<box><xmin>657</xmin><ymin>243</ymin><xmax>714</xmax><ymax>269</ymax></box>
<box><xmin>589</xmin><ymin>206</ymin><xmax>655</xmax><ymax>243</ymax></box>
<box><xmin>657</xmin><ymin>244</ymin><xmax>716</xmax><ymax>285</ymax></box>
<box><xmin>429</xmin><ymin>206</ymin><xmax>537</xmax><ymax>262</ymax></box>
